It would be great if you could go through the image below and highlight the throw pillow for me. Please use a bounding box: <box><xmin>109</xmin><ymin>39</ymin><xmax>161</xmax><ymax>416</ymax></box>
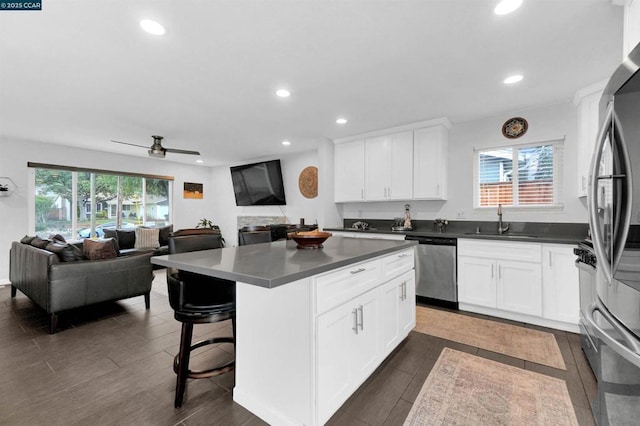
<box><xmin>83</xmin><ymin>238</ymin><xmax>118</xmax><ymax>260</ymax></box>
<box><xmin>102</xmin><ymin>229</ymin><xmax>120</xmax><ymax>252</ymax></box>
<box><xmin>135</xmin><ymin>227</ymin><xmax>160</xmax><ymax>249</ymax></box>
<box><xmin>45</xmin><ymin>241</ymin><xmax>86</xmax><ymax>262</ymax></box>
<box><xmin>30</xmin><ymin>237</ymin><xmax>51</xmax><ymax>249</ymax></box>
<box><xmin>20</xmin><ymin>235</ymin><xmax>36</xmax><ymax>244</ymax></box>
<box><xmin>48</xmin><ymin>233</ymin><xmax>66</xmax><ymax>243</ymax></box>
<box><xmin>158</xmin><ymin>225</ymin><xmax>173</xmax><ymax>247</ymax></box>
<box><xmin>116</xmin><ymin>229</ymin><xmax>136</xmax><ymax>249</ymax></box>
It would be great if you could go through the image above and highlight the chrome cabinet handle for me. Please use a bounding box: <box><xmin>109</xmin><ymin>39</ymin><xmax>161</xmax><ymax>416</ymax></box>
<box><xmin>352</xmin><ymin>308</ymin><xmax>358</xmax><ymax>334</ymax></box>
<box><xmin>548</xmin><ymin>251</ymin><xmax>552</xmax><ymax>268</ymax></box>
<box><xmin>358</xmin><ymin>305</ymin><xmax>364</xmax><ymax>331</ymax></box>
<box><xmin>498</xmin><ymin>264</ymin><xmax>502</xmax><ymax>280</ymax></box>
<box><xmin>491</xmin><ymin>264</ymin><xmax>494</xmax><ymax>278</ymax></box>
<box><xmin>398</xmin><ymin>253</ymin><xmax>409</xmax><ymax>258</ymax></box>
<box><xmin>399</xmin><ymin>282</ymin><xmax>404</xmax><ymax>301</ymax></box>
<box><xmin>350</xmin><ymin>268</ymin><xmax>366</xmax><ymax>274</ymax></box>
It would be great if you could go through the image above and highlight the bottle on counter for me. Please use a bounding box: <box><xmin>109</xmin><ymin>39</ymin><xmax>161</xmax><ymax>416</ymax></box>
<box><xmin>403</xmin><ymin>204</ymin><xmax>412</xmax><ymax>230</ymax></box>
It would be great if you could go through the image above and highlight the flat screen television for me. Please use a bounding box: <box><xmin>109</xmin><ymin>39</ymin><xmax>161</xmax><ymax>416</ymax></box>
<box><xmin>230</xmin><ymin>159</ymin><xmax>287</xmax><ymax>206</ymax></box>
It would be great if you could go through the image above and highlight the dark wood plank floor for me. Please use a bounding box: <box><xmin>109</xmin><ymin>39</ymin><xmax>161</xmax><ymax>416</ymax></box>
<box><xmin>0</xmin><ymin>273</ymin><xmax>596</xmax><ymax>425</ymax></box>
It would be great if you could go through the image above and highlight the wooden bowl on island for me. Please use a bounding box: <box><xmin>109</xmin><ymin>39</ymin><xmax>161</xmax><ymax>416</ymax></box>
<box><xmin>289</xmin><ymin>230</ymin><xmax>332</xmax><ymax>249</ymax></box>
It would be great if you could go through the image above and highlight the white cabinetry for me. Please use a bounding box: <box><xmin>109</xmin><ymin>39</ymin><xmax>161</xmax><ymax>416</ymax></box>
<box><xmin>413</xmin><ymin>125</ymin><xmax>448</xmax><ymax>199</ymax></box>
<box><xmin>314</xmin><ymin>249</ymin><xmax>415</xmax><ymax>425</ymax></box>
<box><xmin>542</xmin><ymin>244</ymin><xmax>580</xmax><ymax>325</ymax></box>
<box><xmin>334</xmin><ymin>140</ymin><xmax>365</xmax><ymax>202</ymax></box>
<box><xmin>622</xmin><ymin>0</ymin><xmax>640</xmax><ymax>58</ymax></box>
<box><xmin>365</xmin><ymin>132</ymin><xmax>414</xmax><ymax>201</ymax></box>
<box><xmin>458</xmin><ymin>239</ymin><xmax>542</xmax><ymax>317</ymax></box>
<box><xmin>458</xmin><ymin>239</ymin><xmax>579</xmax><ymax>332</ymax></box>
<box><xmin>574</xmin><ymin>81</ymin><xmax>605</xmax><ymax>197</ymax></box>
<box><xmin>333</xmin><ymin>118</ymin><xmax>450</xmax><ymax>203</ymax></box>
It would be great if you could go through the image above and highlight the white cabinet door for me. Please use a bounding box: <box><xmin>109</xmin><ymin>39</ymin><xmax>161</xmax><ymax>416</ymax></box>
<box><xmin>576</xmin><ymin>89</ymin><xmax>602</xmax><ymax>197</ymax></box>
<box><xmin>413</xmin><ymin>126</ymin><xmax>448</xmax><ymax>199</ymax></box>
<box><xmin>364</xmin><ymin>132</ymin><xmax>413</xmax><ymax>201</ymax></box>
<box><xmin>496</xmin><ymin>260</ymin><xmax>542</xmax><ymax>316</ymax></box>
<box><xmin>379</xmin><ymin>277</ymin><xmax>401</xmax><ymax>357</ymax></box>
<box><xmin>379</xmin><ymin>270</ymin><xmax>415</xmax><ymax>358</ymax></box>
<box><xmin>623</xmin><ymin>0</ymin><xmax>640</xmax><ymax>58</ymax></box>
<box><xmin>542</xmin><ymin>244</ymin><xmax>580</xmax><ymax>325</ymax></box>
<box><xmin>457</xmin><ymin>256</ymin><xmax>497</xmax><ymax>308</ymax></box>
<box><xmin>316</xmin><ymin>301</ymin><xmax>356</xmax><ymax>422</ymax></box>
<box><xmin>335</xmin><ymin>140</ymin><xmax>365</xmax><ymax>202</ymax></box>
<box><xmin>351</xmin><ymin>288</ymin><xmax>380</xmax><ymax>383</ymax></box>
<box><xmin>387</xmin><ymin>131</ymin><xmax>414</xmax><ymax>200</ymax></box>
<box><xmin>398</xmin><ymin>271</ymin><xmax>416</xmax><ymax>336</ymax></box>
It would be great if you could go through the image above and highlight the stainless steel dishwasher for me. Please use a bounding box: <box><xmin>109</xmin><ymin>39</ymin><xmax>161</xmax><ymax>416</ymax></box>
<box><xmin>405</xmin><ymin>235</ymin><xmax>457</xmax><ymax>308</ymax></box>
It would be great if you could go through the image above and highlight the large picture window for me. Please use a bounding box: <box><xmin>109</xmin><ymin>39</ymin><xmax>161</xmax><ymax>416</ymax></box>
<box><xmin>31</xmin><ymin>163</ymin><xmax>172</xmax><ymax>241</ymax></box>
<box><xmin>474</xmin><ymin>139</ymin><xmax>564</xmax><ymax>208</ymax></box>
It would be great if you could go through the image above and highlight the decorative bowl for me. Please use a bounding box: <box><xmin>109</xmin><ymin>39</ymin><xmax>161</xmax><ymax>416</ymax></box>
<box><xmin>289</xmin><ymin>231</ymin><xmax>332</xmax><ymax>249</ymax></box>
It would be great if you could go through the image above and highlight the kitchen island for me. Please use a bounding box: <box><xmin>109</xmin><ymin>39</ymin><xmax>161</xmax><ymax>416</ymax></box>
<box><xmin>152</xmin><ymin>237</ymin><xmax>417</xmax><ymax>425</ymax></box>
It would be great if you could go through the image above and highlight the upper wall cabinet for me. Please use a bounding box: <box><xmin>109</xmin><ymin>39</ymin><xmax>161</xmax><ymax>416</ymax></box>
<box><xmin>333</xmin><ymin>118</ymin><xmax>450</xmax><ymax>203</ymax></box>
<box><xmin>621</xmin><ymin>0</ymin><xmax>640</xmax><ymax>58</ymax></box>
<box><xmin>413</xmin><ymin>125</ymin><xmax>448</xmax><ymax>200</ymax></box>
<box><xmin>335</xmin><ymin>140</ymin><xmax>365</xmax><ymax>202</ymax></box>
<box><xmin>364</xmin><ymin>132</ymin><xmax>413</xmax><ymax>201</ymax></box>
<box><xmin>574</xmin><ymin>81</ymin><xmax>606</xmax><ymax>198</ymax></box>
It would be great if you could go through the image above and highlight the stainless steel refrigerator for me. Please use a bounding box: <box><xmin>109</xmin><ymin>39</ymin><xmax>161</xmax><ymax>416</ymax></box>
<box><xmin>586</xmin><ymin>41</ymin><xmax>640</xmax><ymax>424</ymax></box>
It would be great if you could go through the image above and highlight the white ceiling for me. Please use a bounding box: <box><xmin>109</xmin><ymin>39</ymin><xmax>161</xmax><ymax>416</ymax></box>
<box><xmin>0</xmin><ymin>0</ymin><xmax>623</xmax><ymax>166</ymax></box>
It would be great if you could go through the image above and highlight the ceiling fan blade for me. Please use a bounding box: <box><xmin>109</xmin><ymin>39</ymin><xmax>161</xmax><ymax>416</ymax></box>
<box><xmin>111</xmin><ymin>139</ymin><xmax>150</xmax><ymax>149</ymax></box>
<box><xmin>164</xmin><ymin>148</ymin><xmax>201</xmax><ymax>156</ymax></box>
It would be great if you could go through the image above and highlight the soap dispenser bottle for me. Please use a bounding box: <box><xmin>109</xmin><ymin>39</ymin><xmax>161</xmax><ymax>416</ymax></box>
<box><xmin>403</xmin><ymin>204</ymin><xmax>412</xmax><ymax>230</ymax></box>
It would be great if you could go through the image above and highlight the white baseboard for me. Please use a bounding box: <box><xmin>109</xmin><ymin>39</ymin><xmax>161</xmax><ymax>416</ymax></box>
<box><xmin>0</xmin><ymin>278</ymin><xmax>10</xmax><ymax>286</ymax></box>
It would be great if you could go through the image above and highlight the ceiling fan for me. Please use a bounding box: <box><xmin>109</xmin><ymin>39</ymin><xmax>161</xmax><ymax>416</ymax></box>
<box><xmin>111</xmin><ymin>135</ymin><xmax>200</xmax><ymax>158</ymax></box>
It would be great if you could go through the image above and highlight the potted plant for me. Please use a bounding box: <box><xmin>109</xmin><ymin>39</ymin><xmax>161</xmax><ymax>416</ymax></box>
<box><xmin>196</xmin><ymin>218</ymin><xmax>224</xmax><ymax>244</ymax></box>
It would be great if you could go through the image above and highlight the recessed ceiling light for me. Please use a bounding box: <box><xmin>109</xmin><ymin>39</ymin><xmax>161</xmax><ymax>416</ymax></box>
<box><xmin>336</xmin><ymin>117</ymin><xmax>348</xmax><ymax>125</ymax></box>
<box><xmin>282</xmin><ymin>140</ymin><xmax>291</xmax><ymax>146</ymax></box>
<box><xmin>494</xmin><ymin>0</ymin><xmax>523</xmax><ymax>15</ymax></box>
<box><xmin>196</xmin><ymin>159</ymin><xmax>204</xmax><ymax>163</ymax></box>
<box><xmin>503</xmin><ymin>74</ymin><xmax>523</xmax><ymax>84</ymax></box>
<box><xmin>276</xmin><ymin>89</ymin><xmax>291</xmax><ymax>98</ymax></box>
<box><xmin>140</xmin><ymin>19</ymin><xmax>166</xmax><ymax>35</ymax></box>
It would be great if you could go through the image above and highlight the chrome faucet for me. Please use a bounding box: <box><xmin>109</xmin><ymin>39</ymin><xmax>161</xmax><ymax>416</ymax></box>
<box><xmin>497</xmin><ymin>204</ymin><xmax>510</xmax><ymax>234</ymax></box>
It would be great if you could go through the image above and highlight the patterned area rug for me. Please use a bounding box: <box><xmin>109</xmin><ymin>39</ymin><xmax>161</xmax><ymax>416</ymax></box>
<box><xmin>404</xmin><ymin>348</ymin><xmax>578</xmax><ymax>425</ymax></box>
<box><xmin>414</xmin><ymin>306</ymin><xmax>566</xmax><ymax>370</ymax></box>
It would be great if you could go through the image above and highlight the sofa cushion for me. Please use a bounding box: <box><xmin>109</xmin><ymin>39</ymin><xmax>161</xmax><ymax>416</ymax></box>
<box><xmin>83</xmin><ymin>238</ymin><xmax>118</xmax><ymax>260</ymax></box>
<box><xmin>31</xmin><ymin>237</ymin><xmax>51</xmax><ymax>249</ymax></box>
<box><xmin>116</xmin><ymin>229</ymin><xmax>136</xmax><ymax>249</ymax></box>
<box><xmin>158</xmin><ymin>225</ymin><xmax>173</xmax><ymax>247</ymax></box>
<box><xmin>135</xmin><ymin>227</ymin><xmax>160</xmax><ymax>249</ymax></box>
<box><xmin>46</xmin><ymin>241</ymin><xmax>86</xmax><ymax>262</ymax></box>
<box><xmin>103</xmin><ymin>228</ymin><xmax>117</xmax><ymax>241</ymax></box>
<box><xmin>20</xmin><ymin>235</ymin><xmax>36</xmax><ymax>244</ymax></box>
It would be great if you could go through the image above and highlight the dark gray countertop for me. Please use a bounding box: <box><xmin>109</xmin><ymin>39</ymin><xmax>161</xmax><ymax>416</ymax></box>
<box><xmin>325</xmin><ymin>222</ymin><xmax>587</xmax><ymax>245</ymax></box>
<box><xmin>151</xmin><ymin>237</ymin><xmax>417</xmax><ymax>288</ymax></box>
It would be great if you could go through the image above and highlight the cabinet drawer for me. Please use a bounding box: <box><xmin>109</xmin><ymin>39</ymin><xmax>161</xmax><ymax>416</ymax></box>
<box><xmin>381</xmin><ymin>248</ymin><xmax>415</xmax><ymax>282</ymax></box>
<box><xmin>458</xmin><ymin>239</ymin><xmax>541</xmax><ymax>263</ymax></box>
<box><xmin>315</xmin><ymin>259</ymin><xmax>380</xmax><ymax>315</ymax></box>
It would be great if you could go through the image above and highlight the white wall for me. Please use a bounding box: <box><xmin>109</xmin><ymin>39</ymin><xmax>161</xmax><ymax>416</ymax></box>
<box><xmin>0</xmin><ymin>138</ymin><xmax>215</xmax><ymax>283</ymax></box>
<box><xmin>341</xmin><ymin>101</ymin><xmax>588</xmax><ymax>224</ymax></box>
<box><xmin>210</xmin><ymin>150</ymin><xmax>322</xmax><ymax>246</ymax></box>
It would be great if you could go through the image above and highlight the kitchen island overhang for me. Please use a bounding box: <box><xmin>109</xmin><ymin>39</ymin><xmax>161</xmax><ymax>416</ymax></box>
<box><xmin>152</xmin><ymin>237</ymin><xmax>418</xmax><ymax>425</ymax></box>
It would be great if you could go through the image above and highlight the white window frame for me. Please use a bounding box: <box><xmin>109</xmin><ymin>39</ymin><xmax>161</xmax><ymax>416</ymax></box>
<box><xmin>473</xmin><ymin>137</ymin><xmax>564</xmax><ymax>210</ymax></box>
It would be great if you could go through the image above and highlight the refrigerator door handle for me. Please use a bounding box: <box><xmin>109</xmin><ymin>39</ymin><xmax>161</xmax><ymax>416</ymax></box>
<box><xmin>610</xmin><ymin>108</ymin><xmax>633</xmax><ymax>275</ymax></box>
<box><xmin>585</xmin><ymin>299</ymin><xmax>640</xmax><ymax>368</ymax></box>
<box><xmin>588</xmin><ymin>103</ymin><xmax>614</xmax><ymax>284</ymax></box>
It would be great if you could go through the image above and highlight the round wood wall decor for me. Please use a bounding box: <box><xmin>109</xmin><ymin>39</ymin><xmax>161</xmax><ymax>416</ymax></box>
<box><xmin>298</xmin><ymin>166</ymin><xmax>318</xmax><ymax>199</ymax></box>
<box><xmin>502</xmin><ymin>117</ymin><xmax>528</xmax><ymax>139</ymax></box>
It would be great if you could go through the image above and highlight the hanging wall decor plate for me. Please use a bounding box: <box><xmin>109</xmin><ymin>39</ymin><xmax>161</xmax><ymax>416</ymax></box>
<box><xmin>298</xmin><ymin>166</ymin><xmax>318</xmax><ymax>198</ymax></box>
<box><xmin>502</xmin><ymin>117</ymin><xmax>528</xmax><ymax>139</ymax></box>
